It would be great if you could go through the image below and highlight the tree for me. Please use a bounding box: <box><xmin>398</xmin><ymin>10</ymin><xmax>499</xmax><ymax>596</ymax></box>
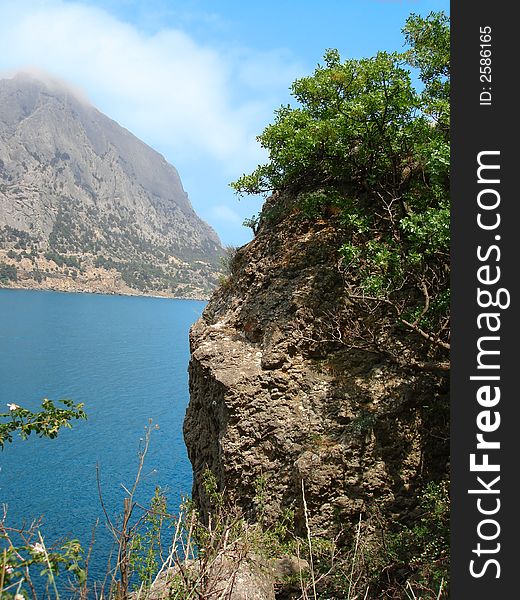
<box><xmin>0</xmin><ymin>262</ymin><xmax>17</xmax><ymax>283</ymax></box>
<box><xmin>1</xmin><ymin>399</ymin><xmax>87</xmax><ymax>598</ymax></box>
<box><xmin>0</xmin><ymin>398</ymin><xmax>86</xmax><ymax>449</ymax></box>
<box><xmin>231</xmin><ymin>12</ymin><xmax>450</xmax><ymax>363</ymax></box>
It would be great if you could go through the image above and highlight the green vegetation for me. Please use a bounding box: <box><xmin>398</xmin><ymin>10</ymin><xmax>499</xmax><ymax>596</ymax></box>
<box><xmin>217</xmin><ymin>245</ymin><xmax>239</xmax><ymax>289</ymax></box>
<box><xmin>0</xmin><ymin>226</ymin><xmax>34</xmax><ymax>249</ymax></box>
<box><xmin>230</xmin><ymin>11</ymin><xmax>450</xmax><ymax>597</ymax></box>
<box><xmin>0</xmin><ymin>262</ymin><xmax>17</xmax><ymax>283</ymax></box>
<box><xmin>383</xmin><ymin>481</ymin><xmax>449</xmax><ymax>594</ymax></box>
<box><xmin>122</xmin><ymin>472</ymin><xmax>448</xmax><ymax>599</ymax></box>
<box><xmin>44</xmin><ymin>250</ymin><xmax>82</xmax><ymax>270</ymax></box>
<box><xmin>1</xmin><ymin>400</ymin><xmax>87</xmax><ymax>598</ymax></box>
<box><xmin>94</xmin><ymin>255</ymin><xmax>118</xmax><ymax>270</ymax></box>
<box><xmin>242</xmin><ymin>214</ymin><xmax>260</xmax><ymax>235</ymax></box>
<box><xmin>129</xmin><ymin>487</ymin><xmax>170</xmax><ymax>589</ymax></box>
<box><xmin>232</xmin><ymin>11</ymin><xmax>450</xmax><ymax>358</ymax></box>
<box><xmin>1</xmin><ymin>419</ymin><xmax>448</xmax><ymax>599</ymax></box>
<box><xmin>1</xmin><ymin>11</ymin><xmax>449</xmax><ymax>600</ymax></box>
<box><xmin>0</xmin><ymin>203</ymin><xmax>217</xmax><ymax>296</ymax></box>
<box><xmin>119</xmin><ymin>260</ymin><xmax>169</xmax><ymax>291</ymax></box>
<box><xmin>0</xmin><ymin>399</ymin><xmax>86</xmax><ymax>449</ymax></box>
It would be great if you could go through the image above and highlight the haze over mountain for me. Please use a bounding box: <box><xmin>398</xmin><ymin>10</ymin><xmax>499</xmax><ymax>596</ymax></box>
<box><xmin>0</xmin><ymin>72</ymin><xmax>223</xmax><ymax>298</ymax></box>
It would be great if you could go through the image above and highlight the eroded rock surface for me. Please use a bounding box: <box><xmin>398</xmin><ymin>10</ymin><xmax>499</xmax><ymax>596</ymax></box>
<box><xmin>184</xmin><ymin>194</ymin><xmax>449</xmax><ymax>538</ymax></box>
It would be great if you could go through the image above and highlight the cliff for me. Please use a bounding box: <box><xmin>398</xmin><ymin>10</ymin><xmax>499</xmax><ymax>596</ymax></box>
<box><xmin>0</xmin><ymin>73</ymin><xmax>222</xmax><ymax>299</ymax></box>
<box><xmin>184</xmin><ymin>192</ymin><xmax>449</xmax><ymax>542</ymax></box>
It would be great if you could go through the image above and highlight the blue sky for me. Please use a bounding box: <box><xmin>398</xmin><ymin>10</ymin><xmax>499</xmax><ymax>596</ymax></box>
<box><xmin>0</xmin><ymin>0</ymin><xmax>449</xmax><ymax>247</ymax></box>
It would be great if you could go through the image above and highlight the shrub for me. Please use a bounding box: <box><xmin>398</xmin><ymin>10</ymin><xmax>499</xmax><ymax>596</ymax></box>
<box><xmin>0</xmin><ymin>262</ymin><xmax>17</xmax><ymax>283</ymax></box>
<box><xmin>232</xmin><ymin>12</ymin><xmax>450</xmax><ymax>361</ymax></box>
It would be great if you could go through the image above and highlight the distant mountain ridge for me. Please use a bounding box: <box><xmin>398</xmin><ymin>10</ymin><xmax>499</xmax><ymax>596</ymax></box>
<box><xmin>0</xmin><ymin>72</ymin><xmax>222</xmax><ymax>298</ymax></box>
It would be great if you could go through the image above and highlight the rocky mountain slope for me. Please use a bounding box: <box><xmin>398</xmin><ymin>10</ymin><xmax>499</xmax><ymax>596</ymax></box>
<box><xmin>184</xmin><ymin>192</ymin><xmax>449</xmax><ymax>548</ymax></box>
<box><xmin>0</xmin><ymin>73</ymin><xmax>222</xmax><ymax>298</ymax></box>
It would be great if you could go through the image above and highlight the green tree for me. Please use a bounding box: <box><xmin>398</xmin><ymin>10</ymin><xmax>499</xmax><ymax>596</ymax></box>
<box><xmin>0</xmin><ymin>263</ymin><xmax>17</xmax><ymax>283</ymax></box>
<box><xmin>1</xmin><ymin>399</ymin><xmax>87</xmax><ymax>598</ymax></box>
<box><xmin>0</xmin><ymin>398</ymin><xmax>86</xmax><ymax>449</ymax></box>
<box><xmin>232</xmin><ymin>12</ymin><xmax>450</xmax><ymax>362</ymax></box>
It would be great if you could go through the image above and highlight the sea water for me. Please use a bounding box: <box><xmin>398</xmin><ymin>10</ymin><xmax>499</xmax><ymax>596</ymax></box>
<box><xmin>0</xmin><ymin>288</ymin><xmax>203</xmax><ymax>587</ymax></box>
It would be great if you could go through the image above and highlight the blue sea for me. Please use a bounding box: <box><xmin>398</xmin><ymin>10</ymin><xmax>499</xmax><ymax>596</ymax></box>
<box><xmin>0</xmin><ymin>288</ymin><xmax>204</xmax><ymax>588</ymax></box>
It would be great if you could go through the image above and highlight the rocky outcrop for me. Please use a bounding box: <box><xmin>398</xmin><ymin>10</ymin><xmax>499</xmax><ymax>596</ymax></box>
<box><xmin>0</xmin><ymin>72</ymin><xmax>222</xmax><ymax>298</ymax></box>
<box><xmin>184</xmin><ymin>193</ymin><xmax>449</xmax><ymax>539</ymax></box>
<box><xmin>133</xmin><ymin>556</ymin><xmax>276</xmax><ymax>600</ymax></box>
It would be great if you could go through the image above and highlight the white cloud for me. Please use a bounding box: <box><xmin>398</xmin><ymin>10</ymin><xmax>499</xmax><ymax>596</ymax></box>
<box><xmin>0</xmin><ymin>0</ymin><xmax>302</xmax><ymax>171</ymax></box>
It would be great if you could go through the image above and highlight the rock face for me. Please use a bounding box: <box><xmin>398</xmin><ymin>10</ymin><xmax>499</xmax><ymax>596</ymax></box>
<box><xmin>184</xmin><ymin>193</ymin><xmax>449</xmax><ymax>538</ymax></box>
<box><xmin>132</xmin><ymin>556</ymin><xmax>276</xmax><ymax>600</ymax></box>
<box><xmin>0</xmin><ymin>72</ymin><xmax>222</xmax><ymax>298</ymax></box>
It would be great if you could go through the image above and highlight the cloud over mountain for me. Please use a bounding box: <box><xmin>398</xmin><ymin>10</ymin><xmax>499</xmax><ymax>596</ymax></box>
<box><xmin>0</xmin><ymin>0</ymin><xmax>302</xmax><ymax>170</ymax></box>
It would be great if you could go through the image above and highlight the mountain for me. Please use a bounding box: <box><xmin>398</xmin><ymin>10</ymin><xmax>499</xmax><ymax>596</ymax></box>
<box><xmin>0</xmin><ymin>72</ymin><xmax>223</xmax><ymax>298</ymax></box>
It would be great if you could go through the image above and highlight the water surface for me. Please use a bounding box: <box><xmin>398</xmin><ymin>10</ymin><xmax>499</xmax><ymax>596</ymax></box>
<box><xmin>0</xmin><ymin>289</ymin><xmax>203</xmax><ymax>584</ymax></box>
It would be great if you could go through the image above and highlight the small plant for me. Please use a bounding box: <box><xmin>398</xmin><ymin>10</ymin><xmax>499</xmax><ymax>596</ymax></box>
<box><xmin>219</xmin><ymin>246</ymin><xmax>238</xmax><ymax>275</ymax></box>
<box><xmin>0</xmin><ymin>396</ymin><xmax>88</xmax><ymax>598</ymax></box>
<box><xmin>242</xmin><ymin>215</ymin><xmax>260</xmax><ymax>235</ymax></box>
<box><xmin>129</xmin><ymin>487</ymin><xmax>171</xmax><ymax>590</ymax></box>
<box><xmin>96</xmin><ymin>421</ymin><xmax>162</xmax><ymax>598</ymax></box>
<box><xmin>217</xmin><ymin>245</ymin><xmax>239</xmax><ymax>289</ymax></box>
<box><xmin>0</xmin><ymin>527</ymin><xmax>86</xmax><ymax>599</ymax></box>
<box><xmin>0</xmin><ymin>262</ymin><xmax>17</xmax><ymax>283</ymax></box>
<box><xmin>0</xmin><ymin>399</ymin><xmax>86</xmax><ymax>449</ymax></box>
<box><xmin>384</xmin><ymin>480</ymin><xmax>450</xmax><ymax>596</ymax></box>
<box><xmin>349</xmin><ymin>410</ymin><xmax>377</xmax><ymax>437</ymax></box>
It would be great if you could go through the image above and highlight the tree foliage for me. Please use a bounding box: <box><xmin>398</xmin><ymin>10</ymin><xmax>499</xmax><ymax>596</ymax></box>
<box><xmin>0</xmin><ymin>398</ymin><xmax>86</xmax><ymax>449</ymax></box>
<box><xmin>232</xmin><ymin>12</ymin><xmax>450</xmax><ymax>359</ymax></box>
<box><xmin>0</xmin><ymin>262</ymin><xmax>17</xmax><ymax>283</ymax></box>
<box><xmin>1</xmin><ymin>400</ymin><xmax>88</xmax><ymax>597</ymax></box>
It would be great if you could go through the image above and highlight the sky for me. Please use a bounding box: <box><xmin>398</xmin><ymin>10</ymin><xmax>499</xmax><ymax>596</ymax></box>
<box><xmin>0</xmin><ymin>0</ymin><xmax>449</xmax><ymax>247</ymax></box>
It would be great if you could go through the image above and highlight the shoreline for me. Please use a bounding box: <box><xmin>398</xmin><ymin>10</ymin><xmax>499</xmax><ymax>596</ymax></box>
<box><xmin>0</xmin><ymin>282</ymin><xmax>210</xmax><ymax>302</ymax></box>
